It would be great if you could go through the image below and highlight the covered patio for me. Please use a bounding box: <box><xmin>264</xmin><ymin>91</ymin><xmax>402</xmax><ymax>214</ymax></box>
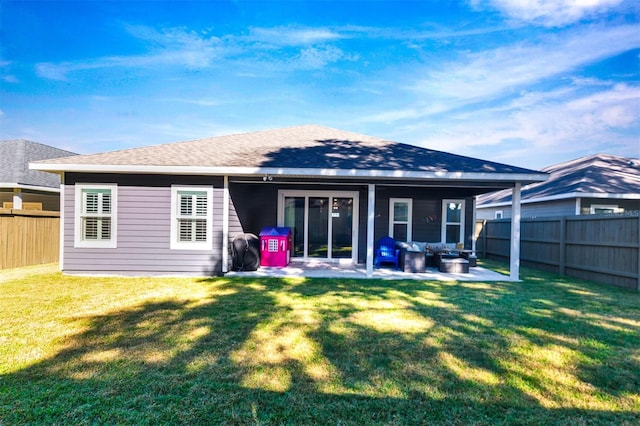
<box><xmin>225</xmin><ymin>260</ymin><xmax>512</xmax><ymax>281</ymax></box>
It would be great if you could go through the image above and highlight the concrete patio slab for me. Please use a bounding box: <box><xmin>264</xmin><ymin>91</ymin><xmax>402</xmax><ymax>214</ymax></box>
<box><xmin>225</xmin><ymin>261</ymin><xmax>513</xmax><ymax>281</ymax></box>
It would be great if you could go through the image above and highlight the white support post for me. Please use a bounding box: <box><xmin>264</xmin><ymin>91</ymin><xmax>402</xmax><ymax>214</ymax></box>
<box><xmin>366</xmin><ymin>184</ymin><xmax>376</xmax><ymax>277</ymax></box>
<box><xmin>59</xmin><ymin>177</ymin><xmax>65</xmax><ymax>271</ymax></box>
<box><xmin>222</xmin><ymin>176</ymin><xmax>229</xmax><ymax>274</ymax></box>
<box><xmin>471</xmin><ymin>196</ymin><xmax>477</xmax><ymax>254</ymax></box>
<box><xmin>13</xmin><ymin>188</ymin><xmax>23</xmax><ymax>209</ymax></box>
<box><xmin>510</xmin><ymin>183</ymin><xmax>521</xmax><ymax>281</ymax></box>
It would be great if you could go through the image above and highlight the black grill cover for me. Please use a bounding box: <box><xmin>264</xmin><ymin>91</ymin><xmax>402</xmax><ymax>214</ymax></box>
<box><xmin>231</xmin><ymin>233</ymin><xmax>260</xmax><ymax>271</ymax></box>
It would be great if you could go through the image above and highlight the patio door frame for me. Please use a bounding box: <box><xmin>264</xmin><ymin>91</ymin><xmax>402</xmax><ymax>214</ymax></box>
<box><xmin>277</xmin><ymin>189</ymin><xmax>359</xmax><ymax>264</ymax></box>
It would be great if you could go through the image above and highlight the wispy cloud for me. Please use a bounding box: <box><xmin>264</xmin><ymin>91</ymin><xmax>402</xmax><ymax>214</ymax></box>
<box><xmin>34</xmin><ymin>21</ymin><xmax>517</xmax><ymax>82</ymax></box>
<box><xmin>1</xmin><ymin>59</ymin><xmax>19</xmax><ymax>83</ymax></box>
<box><xmin>353</xmin><ymin>20</ymin><xmax>639</xmax><ymax>167</ymax></box>
<box><xmin>46</xmin><ymin>19</ymin><xmax>632</xmax><ymax>82</ymax></box>
<box><xmin>34</xmin><ymin>24</ymin><xmax>358</xmax><ymax>80</ymax></box>
<box><xmin>356</xmin><ymin>23</ymin><xmax>638</xmax><ymax>131</ymax></box>
<box><xmin>159</xmin><ymin>97</ymin><xmax>220</xmax><ymax>107</ymax></box>
<box><xmin>248</xmin><ymin>26</ymin><xmax>344</xmax><ymax>46</ymax></box>
<box><xmin>35</xmin><ymin>50</ymin><xmax>222</xmax><ymax>81</ymax></box>
<box><xmin>35</xmin><ymin>25</ymin><xmax>234</xmax><ymax>80</ymax></box>
<box><xmin>409</xmin><ymin>24</ymin><xmax>638</xmax><ymax>103</ymax></box>
<box><xmin>294</xmin><ymin>45</ymin><xmax>357</xmax><ymax>69</ymax></box>
<box><xmin>474</xmin><ymin>0</ymin><xmax>626</xmax><ymax>27</ymax></box>
<box><xmin>413</xmin><ymin>83</ymin><xmax>639</xmax><ymax>161</ymax></box>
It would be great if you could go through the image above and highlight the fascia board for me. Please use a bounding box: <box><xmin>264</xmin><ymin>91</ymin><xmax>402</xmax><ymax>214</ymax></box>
<box><xmin>0</xmin><ymin>182</ymin><xmax>61</xmax><ymax>193</ymax></box>
<box><xmin>477</xmin><ymin>191</ymin><xmax>640</xmax><ymax>208</ymax></box>
<box><xmin>30</xmin><ymin>163</ymin><xmax>549</xmax><ymax>183</ymax></box>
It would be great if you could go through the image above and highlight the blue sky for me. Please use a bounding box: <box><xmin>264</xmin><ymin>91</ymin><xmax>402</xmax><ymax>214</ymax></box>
<box><xmin>1</xmin><ymin>0</ymin><xmax>638</xmax><ymax>169</ymax></box>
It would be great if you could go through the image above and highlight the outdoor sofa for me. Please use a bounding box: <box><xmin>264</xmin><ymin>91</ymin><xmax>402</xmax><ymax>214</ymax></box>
<box><xmin>397</xmin><ymin>241</ymin><xmax>477</xmax><ymax>273</ymax></box>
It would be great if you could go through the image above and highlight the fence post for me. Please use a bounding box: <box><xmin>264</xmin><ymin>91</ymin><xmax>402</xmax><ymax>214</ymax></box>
<box><xmin>510</xmin><ymin>183</ymin><xmax>522</xmax><ymax>281</ymax></box>
<box><xmin>559</xmin><ymin>216</ymin><xmax>566</xmax><ymax>276</ymax></box>
<box><xmin>482</xmin><ymin>220</ymin><xmax>487</xmax><ymax>258</ymax></box>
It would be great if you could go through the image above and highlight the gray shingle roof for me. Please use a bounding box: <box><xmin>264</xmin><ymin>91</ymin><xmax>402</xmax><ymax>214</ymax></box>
<box><xmin>33</xmin><ymin>125</ymin><xmax>540</xmax><ymax>177</ymax></box>
<box><xmin>477</xmin><ymin>154</ymin><xmax>640</xmax><ymax>205</ymax></box>
<box><xmin>0</xmin><ymin>140</ymin><xmax>77</xmax><ymax>189</ymax></box>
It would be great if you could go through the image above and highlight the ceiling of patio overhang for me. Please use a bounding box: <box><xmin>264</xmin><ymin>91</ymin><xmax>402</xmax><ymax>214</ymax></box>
<box><xmin>227</xmin><ymin>175</ymin><xmax>529</xmax><ymax>197</ymax></box>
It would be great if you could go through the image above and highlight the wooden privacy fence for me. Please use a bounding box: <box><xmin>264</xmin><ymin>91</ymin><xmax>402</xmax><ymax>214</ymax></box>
<box><xmin>0</xmin><ymin>208</ymin><xmax>60</xmax><ymax>270</ymax></box>
<box><xmin>475</xmin><ymin>214</ymin><xmax>640</xmax><ymax>291</ymax></box>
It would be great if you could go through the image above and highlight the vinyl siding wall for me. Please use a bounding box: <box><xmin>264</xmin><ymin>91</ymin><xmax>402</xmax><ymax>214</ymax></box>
<box><xmin>62</xmin><ymin>174</ymin><xmax>226</xmax><ymax>276</ymax></box>
<box><xmin>478</xmin><ymin>197</ymin><xmax>640</xmax><ymax>219</ymax></box>
<box><xmin>477</xmin><ymin>199</ymin><xmax>577</xmax><ymax>219</ymax></box>
<box><xmin>521</xmin><ymin>199</ymin><xmax>579</xmax><ymax>217</ymax></box>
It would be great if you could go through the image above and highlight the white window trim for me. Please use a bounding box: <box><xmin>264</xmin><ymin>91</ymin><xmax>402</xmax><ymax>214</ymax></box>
<box><xmin>170</xmin><ymin>185</ymin><xmax>214</xmax><ymax>251</ymax></box>
<box><xmin>74</xmin><ymin>184</ymin><xmax>118</xmax><ymax>248</ymax></box>
<box><xmin>495</xmin><ymin>210</ymin><xmax>504</xmax><ymax>219</ymax></box>
<box><xmin>441</xmin><ymin>199</ymin><xmax>465</xmax><ymax>244</ymax></box>
<box><xmin>389</xmin><ymin>198</ymin><xmax>412</xmax><ymax>242</ymax></box>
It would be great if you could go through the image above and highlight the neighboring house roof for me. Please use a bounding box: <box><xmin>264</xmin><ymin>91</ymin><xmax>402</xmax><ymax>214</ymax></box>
<box><xmin>0</xmin><ymin>139</ymin><xmax>77</xmax><ymax>191</ymax></box>
<box><xmin>477</xmin><ymin>154</ymin><xmax>640</xmax><ymax>207</ymax></box>
<box><xmin>32</xmin><ymin>125</ymin><xmax>547</xmax><ymax>185</ymax></box>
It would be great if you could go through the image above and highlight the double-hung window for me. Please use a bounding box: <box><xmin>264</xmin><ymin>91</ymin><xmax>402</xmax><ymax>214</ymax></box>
<box><xmin>389</xmin><ymin>198</ymin><xmax>412</xmax><ymax>242</ymax></box>
<box><xmin>75</xmin><ymin>184</ymin><xmax>117</xmax><ymax>248</ymax></box>
<box><xmin>170</xmin><ymin>186</ymin><xmax>213</xmax><ymax>250</ymax></box>
<box><xmin>442</xmin><ymin>199</ymin><xmax>465</xmax><ymax>244</ymax></box>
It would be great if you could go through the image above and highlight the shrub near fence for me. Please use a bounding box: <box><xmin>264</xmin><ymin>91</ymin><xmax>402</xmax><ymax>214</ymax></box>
<box><xmin>476</xmin><ymin>214</ymin><xmax>640</xmax><ymax>291</ymax></box>
<box><xmin>0</xmin><ymin>208</ymin><xmax>60</xmax><ymax>269</ymax></box>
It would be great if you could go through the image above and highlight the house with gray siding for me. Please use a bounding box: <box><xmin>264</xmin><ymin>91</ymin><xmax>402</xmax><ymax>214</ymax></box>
<box><xmin>31</xmin><ymin>125</ymin><xmax>547</xmax><ymax>278</ymax></box>
<box><xmin>1</xmin><ymin>140</ymin><xmax>77</xmax><ymax>211</ymax></box>
<box><xmin>476</xmin><ymin>154</ymin><xmax>640</xmax><ymax>220</ymax></box>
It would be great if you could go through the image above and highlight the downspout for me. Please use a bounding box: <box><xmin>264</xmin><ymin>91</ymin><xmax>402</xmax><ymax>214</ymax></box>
<box><xmin>222</xmin><ymin>175</ymin><xmax>229</xmax><ymax>274</ymax></box>
<box><xmin>510</xmin><ymin>183</ymin><xmax>521</xmax><ymax>281</ymax></box>
<box><xmin>366</xmin><ymin>184</ymin><xmax>376</xmax><ymax>277</ymax></box>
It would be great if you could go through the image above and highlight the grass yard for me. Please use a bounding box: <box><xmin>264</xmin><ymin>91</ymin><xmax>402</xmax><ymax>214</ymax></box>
<box><xmin>1</xmin><ymin>262</ymin><xmax>639</xmax><ymax>425</ymax></box>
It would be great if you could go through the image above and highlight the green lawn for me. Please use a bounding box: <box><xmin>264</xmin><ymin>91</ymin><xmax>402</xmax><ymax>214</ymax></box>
<box><xmin>1</xmin><ymin>262</ymin><xmax>638</xmax><ymax>425</ymax></box>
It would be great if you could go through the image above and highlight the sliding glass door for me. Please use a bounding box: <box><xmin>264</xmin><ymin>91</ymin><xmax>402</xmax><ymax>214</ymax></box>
<box><xmin>284</xmin><ymin>196</ymin><xmax>305</xmax><ymax>257</ymax></box>
<box><xmin>331</xmin><ymin>197</ymin><xmax>354</xmax><ymax>259</ymax></box>
<box><xmin>280</xmin><ymin>191</ymin><xmax>358</xmax><ymax>262</ymax></box>
<box><xmin>308</xmin><ymin>197</ymin><xmax>329</xmax><ymax>258</ymax></box>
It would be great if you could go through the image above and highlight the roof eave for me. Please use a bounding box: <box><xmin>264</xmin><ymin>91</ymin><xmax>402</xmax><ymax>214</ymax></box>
<box><xmin>477</xmin><ymin>191</ymin><xmax>640</xmax><ymax>208</ymax></box>
<box><xmin>30</xmin><ymin>163</ymin><xmax>549</xmax><ymax>183</ymax></box>
<box><xmin>0</xmin><ymin>182</ymin><xmax>61</xmax><ymax>193</ymax></box>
